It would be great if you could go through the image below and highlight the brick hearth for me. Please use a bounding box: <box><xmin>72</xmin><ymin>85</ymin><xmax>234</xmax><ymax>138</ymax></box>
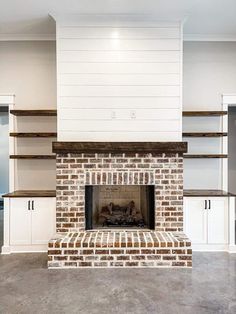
<box><xmin>49</xmin><ymin>142</ymin><xmax>191</xmax><ymax>268</ymax></box>
<box><xmin>48</xmin><ymin>231</ymin><xmax>192</xmax><ymax>268</ymax></box>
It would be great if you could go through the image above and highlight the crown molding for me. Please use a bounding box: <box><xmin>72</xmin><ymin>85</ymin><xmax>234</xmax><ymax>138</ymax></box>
<box><xmin>0</xmin><ymin>33</ymin><xmax>56</xmax><ymax>41</ymax></box>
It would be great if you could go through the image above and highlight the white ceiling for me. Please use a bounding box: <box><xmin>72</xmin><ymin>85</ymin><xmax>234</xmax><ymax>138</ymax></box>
<box><xmin>0</xmin><ymin>0</ymin><xmax>236</xmax><ymax>41</ymax></box>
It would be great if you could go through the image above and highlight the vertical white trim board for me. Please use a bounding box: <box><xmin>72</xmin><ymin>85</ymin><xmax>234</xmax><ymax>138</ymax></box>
<box><xmin>0</xmin><ymin>95</ymin><xmax>15</xmax><ymax>254</ymax></box>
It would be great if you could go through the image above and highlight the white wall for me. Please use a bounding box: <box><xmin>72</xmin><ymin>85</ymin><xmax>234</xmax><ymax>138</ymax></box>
<box><xmin>183</xmin><ymin>42</ymin><xmax>236</xmax><ymax>110</ymax></box>
<box><xmin>183</xmin><ymin>42</ymin><xmax>236</xmax><ymax>189</ymax></box>
<box><xmin>0</xmin><ymin>41</ymin><xmax>56</xmax><ymax>109</ymax></box>
<box><xmin>56</xmin><ymin>16</ymin><xmax>182</xmax><ymax>142</ymax></box>
<box><xmin>0</xmin><ymin>42</ymin><xmax>57</xmax><ymax>190</ymax></box>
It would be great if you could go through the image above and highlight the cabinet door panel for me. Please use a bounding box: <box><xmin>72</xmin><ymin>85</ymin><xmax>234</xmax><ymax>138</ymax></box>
<box><xmin>31</xmin><ymin>198</ymin><xmax>55</xmax><ymax>245</ymax></box>
<box><xmin>10</xmin><ymin>198</ymin><xmax>31</xmax><ymax>245</ymax></box>
<box><xmin>184</xmin><ymin>198</ymin><xmax>207</xmax><ymax>244</ymax></box>
<box><xmin>208</xmin><ymin>198</ymin><xmax>228</xmax><ymax>244</ymax></box>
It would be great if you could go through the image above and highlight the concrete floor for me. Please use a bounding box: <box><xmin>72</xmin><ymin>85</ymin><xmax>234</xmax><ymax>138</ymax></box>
<box><xmin>0</xmin><ymin>253</ymin><xmax>236</xmax><ymax>314</ymax></box>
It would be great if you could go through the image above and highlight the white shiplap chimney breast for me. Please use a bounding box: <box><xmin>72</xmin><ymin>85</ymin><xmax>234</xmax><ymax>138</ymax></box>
<box><xmin>56</xmin><ymin>15</ymin><xmax>182</xmax><ymax>141</ymax></box>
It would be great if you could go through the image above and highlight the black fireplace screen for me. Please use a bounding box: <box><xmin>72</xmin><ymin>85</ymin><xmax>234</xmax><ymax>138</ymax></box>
<box><xmin>85</xmin><ymin>185</ymin><xmax>155</xmax><ymax>230</ymax></box>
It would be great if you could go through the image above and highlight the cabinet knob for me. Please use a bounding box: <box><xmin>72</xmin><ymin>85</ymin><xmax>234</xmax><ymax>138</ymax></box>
<box><xmin>28</xmin><ymin>200</ymin><xmax>31</xmax><ymax>210</ymax></box>
<box><xmin>32</xmin><ymin>200</ymin><xmax>34</xmax><ymax>210</ymax></box>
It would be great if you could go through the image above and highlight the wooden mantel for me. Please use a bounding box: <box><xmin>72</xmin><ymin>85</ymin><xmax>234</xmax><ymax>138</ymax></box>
<box><xmin>52</xmin><ymin>142</ymin><xmax>188</xmax><ymax>154</ymax></box>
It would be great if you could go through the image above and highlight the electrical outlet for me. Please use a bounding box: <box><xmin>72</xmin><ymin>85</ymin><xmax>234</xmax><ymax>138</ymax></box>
<box><xmin>111</xmin><ymin>111</ymin><xmax>116</xmax><ymax>119</ymax></box>
<box><xmin>130</xmin><ymin>110</ymin><xmax>136</xmax><ymax>119</ymax></box>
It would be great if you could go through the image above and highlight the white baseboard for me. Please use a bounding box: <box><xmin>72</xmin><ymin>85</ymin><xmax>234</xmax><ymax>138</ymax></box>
<box><xmin>1</xmin><ymin>245</ymin><xmax>11</xmax><ymax>254</ymax></box>
<box><xmin>192</xmin><ymin>244</ymin><xmax>229</xmax><ymax>252</ymax></box>
<box><xmin>228</xmin><ymin>245</ymin><xmax>236</xmax><ymax>253</ymax></box>
<box><xmin>1</xmin><ymin>244</ymin><xmax>47</xmax><ymax>254</ymax></box>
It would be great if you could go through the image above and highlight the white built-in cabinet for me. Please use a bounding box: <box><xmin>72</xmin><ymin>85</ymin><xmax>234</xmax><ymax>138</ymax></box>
<box><xmin>184</xmin><ymin>197</ymin><xmax>228</xmax><ymax>246</ymax></box>
<box><xmin>9</xmin><ymin>197</ymin><xmax>56</xmax><ymax>247</ymax></box>
<box><xmin>0</xmin><ymin>96</ymin><xmax>57</xmax><ymax>254</ymax></box>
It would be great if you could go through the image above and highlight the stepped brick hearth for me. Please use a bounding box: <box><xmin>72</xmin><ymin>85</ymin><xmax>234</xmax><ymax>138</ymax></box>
<box><xmin>48</xmin><ymin>231</ymin><xmax>191</xmax><ymax>267</ymax></box>
<box><xmin>48</xmin><ymin>142</ymin><xmax>192</xmax><ymax>268</ymax></box>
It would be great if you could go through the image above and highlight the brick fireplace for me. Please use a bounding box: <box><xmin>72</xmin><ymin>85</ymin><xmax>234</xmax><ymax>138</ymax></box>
<box><xmin>48</xmin><ymin>142</ymin><xmax>192</xmax><ymax>268</ymax></box>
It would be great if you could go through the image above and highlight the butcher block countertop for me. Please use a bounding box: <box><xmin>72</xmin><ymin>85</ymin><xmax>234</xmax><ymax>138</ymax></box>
<box><xmin>2</xmin><ymin>190</ymin><xmax>235</xmax><ymax>198</ymax></box>
<box><xmin>2</xmin><ymin>190</ymin><xmax>56</xmax><ymax>198</ymax></box>
<box><xmin>183</xmin><ymin>190</ymin><xmax>235</xmax><ymax>197</ymax></box>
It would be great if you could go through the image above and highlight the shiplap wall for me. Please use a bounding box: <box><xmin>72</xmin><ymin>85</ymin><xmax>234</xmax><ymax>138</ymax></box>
<box><xmin>56</xmin><ymin>16</ymin><xmax>182</xmax><ymax>141</ymax></box>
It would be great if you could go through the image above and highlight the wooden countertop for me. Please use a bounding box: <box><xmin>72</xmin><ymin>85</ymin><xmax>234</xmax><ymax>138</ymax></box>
<box><xmin>3</xmin><ymin>190</ymin><xmax>234</xmax><ymax>198</ymax></box>
<box><xmin>2</xmin><ymin>190</ymin><xmax>56</xmax><ymax>198</ymax></box>
<box><xmin>184</xmin><ymin>190</ymin><xmax>234</xmax><ymax>197</ymax></box>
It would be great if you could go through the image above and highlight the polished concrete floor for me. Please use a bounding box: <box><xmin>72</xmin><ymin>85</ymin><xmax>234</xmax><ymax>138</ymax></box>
<box><xmin>0</xmin><ymin>253</ymin><xmax>236</xmax><ymax>314</ymax></box>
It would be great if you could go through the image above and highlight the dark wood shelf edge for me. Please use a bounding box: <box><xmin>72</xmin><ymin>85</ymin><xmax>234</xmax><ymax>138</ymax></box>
<box><xmin>10</xmin><ymin>109</ymin><xmax>57</xmax><ymax>116</ymax></box>
<box><xmin>2</xmin><ymin>190</ymin><xmax>56</xmax><ymax>198</ymax></box>
<box><xmin>10</xmin><ymin>155</ymin><xmax>56</xmax><ymax>159</ymax></box>
<box><xmin>184</xmin><ymin>189</ymin><xmax>235</xmax><ymax>197</ymax></box>
<box><xmin>10</xmin><ymin>132</ymin><xmax>57</xmax><ymax>138</ymax></box>
<box><xmin>183</xmin><ymin>132</ymin><xmax>227</xmax><ymax>137</ymax></box>
<box><xmin>52</xmin><ymin>142</ymin><xmax>188</xmax><ymax>154</ymax></box>
<box><xmin>183</xmin><ymin>111</ymin><xmax>227</xmax><ymax>116</ymax></box>
<box><xmin>184</xmin><ymin>154</ymin><xmax>228</xmax><ymax>159</ymax></box>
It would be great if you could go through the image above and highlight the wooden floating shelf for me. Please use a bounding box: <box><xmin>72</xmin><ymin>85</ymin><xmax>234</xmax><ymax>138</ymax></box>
<box><xmin>183</xmin><ymin>132</ymin><xmax>227</xmax><ymax>137</ymax></box>
<box><xmin>184</xmin><ymin>154</ymin><xmax>228</xmax><ymax>159</ymax></box>
<box><xmin>10</xmin><ymin>155</ymin><xmax>56</xmax><ymax>159</ymax></box>
<box><xmin>10</xmin><ymin>109</ymin><xmax>57</xmax><ymax>116</ymax></box>
<box><xmin>183</xmin><ymin>111</ymin><xmax>227</xmax><ymax>117</ymax></box>
<box><xmin>10</xmin><ymin>132</ymin><xmax>57</xmax><ymax>138</ymax></box>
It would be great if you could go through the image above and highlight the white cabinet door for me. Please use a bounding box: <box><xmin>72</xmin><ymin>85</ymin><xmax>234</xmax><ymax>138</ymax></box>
<box><xmin>184</xmin><ymin>198</ymin><xmax>207</xmax><ymax>244</ymax></box>
<box><xmin>208</xmin><ymin>198</ymin><xmax>228</xmax><ymax>244</ymax></box>
<box><xmin>31</xmin><ymin>198</ymin><xmax>56</xmax><ymax>245</ymax></box>
<box><xmin>10</xmin><ymin>198</ymin><xmax>31</xmax><ymax>245</ymax></box>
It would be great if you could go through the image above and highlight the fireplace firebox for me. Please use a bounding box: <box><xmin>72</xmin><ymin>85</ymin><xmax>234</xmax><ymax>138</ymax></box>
<box><xmin>85</xmin><ymin>185</ymin><xmax>155</xmax><ymax>230</ymax></box>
